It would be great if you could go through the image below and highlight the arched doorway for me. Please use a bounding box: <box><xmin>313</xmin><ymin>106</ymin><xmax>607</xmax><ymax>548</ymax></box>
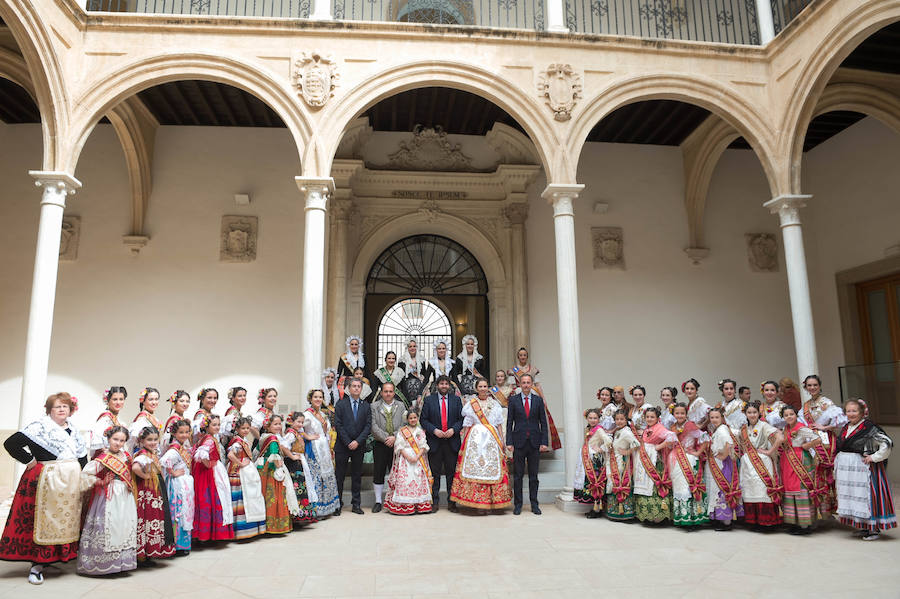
<box><xmin>364</xmin><ymin>234</ymin><xmax>489</xmax><ymax>371</ymax></box>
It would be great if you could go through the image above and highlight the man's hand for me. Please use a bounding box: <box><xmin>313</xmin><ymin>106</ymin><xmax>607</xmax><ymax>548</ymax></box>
<box><xmin>348</xmin><ymin>440</ymin><xmax>359</xmax><ymax>450</ymax></box>
<box><xmin>433</xmin><ymin>428</ymin><xmax>442</xmax><ymax>438</ymax></box>
<box><xmin>385</xmin><ymin>436</ymin><xmax>396</xmax><ymax>447</ymax></box>
<box><xmin>506</xmin><ymin>445</ymin><xmax>514</xmax><ymax>453</ymax></box>
<box><xmin>539</xmin><ymin>445</ymin><xmax>549</xmax><ymax>452</ymax></box>
<box><xmin>445</xmin><ymin>428</ymin><xmax>455</xmax><ymax>437</ymax></box>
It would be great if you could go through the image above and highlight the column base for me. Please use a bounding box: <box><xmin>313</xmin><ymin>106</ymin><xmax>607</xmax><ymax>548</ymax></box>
<box><xmin>555</xmin><ymin>494</ymin><xmax>591</xmax><ymax>513</ymax></box>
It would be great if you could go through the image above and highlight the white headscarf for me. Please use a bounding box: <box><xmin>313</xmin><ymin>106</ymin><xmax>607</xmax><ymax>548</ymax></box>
<box><xmin>400</xmin><ymin>337</ymin><xmax>426</xmax><ymax>375</ymax></box>
<box><xmin>321</xmin><ymin>368</ymin><xmax>339</xmax><ymax>406</ymax></box>
<box><xmin>344</xmin><ymin>335</ymin><xmax>365</xmax><ymax>369</ymax></box>
<box><xmin>457</xmin><ymin>334</ymin><xmax>482</xmax><ymax>373</ymax></box>
<box><xmin>430</xmin><ymin>338</ymin><xmax>453</xmax><ymax>376</ymax></box>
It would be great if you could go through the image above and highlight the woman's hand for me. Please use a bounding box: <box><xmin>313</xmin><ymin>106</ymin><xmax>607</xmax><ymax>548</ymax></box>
<box><xmin>863</xmin><ymin>455</ymin><xmax>874</xmax><ymax>465</ymax></box>
<box><xmin>201</xmin><ymin>458</ymin><xmax>211</xmax><ymax>468</ymax></box>
<box><xmin>241</xmin><ymin>458</ymin><xmax>250</xmax><ymax>467</ymax></box>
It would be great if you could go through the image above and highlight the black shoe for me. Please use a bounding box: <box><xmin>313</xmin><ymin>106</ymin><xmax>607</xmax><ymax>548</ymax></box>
<box><xmin>531</xmin><ymin>505</ymin><xmax>542</xmax><ymax>515</ymax></box>
<box><xmin>448</xmin><ymin>502</ymin><xmax>458</xmax><ymax>513</ymax></box>
<box><xmin>513</xmin><ymin>506</ymin><xmax>522</xmax><ymax>515</ymax></box>
<box><xmin>334</xmin><ymin>508</ymin><xmax>342</xmax><ymax>516</ymax></box>
<box><xmin>431</xmin><ymin>505</ymin><xmax>439</xmax><ymax>513</ymax></box>
<box><xmin>372</xmin><ymin>503</ymin><xmax>382</xmax><ymax>513</ymax></box>
<box><xmin>352</xmin><ymin>506</ymin><xmax>364</xmax><ymax>515</ymax></box>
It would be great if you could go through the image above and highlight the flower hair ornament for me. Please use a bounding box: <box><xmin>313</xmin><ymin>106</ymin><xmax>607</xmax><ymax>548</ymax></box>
<box><xmin>198</xmin><ymin>412</ymin><xmax>214</xmax><ymax>433</ymax></box>
<box><xmin>102</xmin><ymin>388</ymin><xmax>111</xmax><ymax>403</ymax></box>
<box><xmin>629</xmin><ymin>385</ymin><xmax>646</xmax><ymax>396</ymax></box>
<box><xmin>857</xmin><ymin>398</ymin><xmax>870</xmax><ymax>418</ymax></box>
<box><xmin>258</xmin><ymin>388</ymin><xmax>277</xmax><ymax>406</ymax></box>
<box><xmin>69</xmin><ymin>396</ymin><xmax>79</xmax><ymax>413</ymax></box>
<box><xmin>681</xmin><ymin>378</ymin><xmax>700</xmax><ymax>393</ymax></box>
<box><xmin>139</xmin><ymin>388</ymin><xmax>150</xmax><ymax>404</ymax></box>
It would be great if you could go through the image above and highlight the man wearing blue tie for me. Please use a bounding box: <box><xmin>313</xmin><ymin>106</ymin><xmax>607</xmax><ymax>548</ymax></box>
<box><xmin>334</xmin><ymin>377</ymin><xmax>372</xmax><ymax>515</ymax></box>
<box><xmin>506</xmin><ymin>373</ymin><xmax>549</xmax><ymax>515</ymax></box>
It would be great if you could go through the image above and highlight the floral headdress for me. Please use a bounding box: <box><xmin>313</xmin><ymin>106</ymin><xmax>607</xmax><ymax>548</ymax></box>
<box><xmin>628</xmin><ymin>384</ymin><xmax>645</xmax><ymax>396</ymax></box>
<box><xmin>258</xmin><ymin>388</ymin><xmax>277</xmax><ymax>406</ymax></box>
<box><xmin>681</xmin><ymin>378</ymin><xmax>700</xmax><ymax>393</ymax></box>
<box><xmin>168</xmin><ymin>390</ymin><xmax>190</xmax><ymax>404</ymax></box>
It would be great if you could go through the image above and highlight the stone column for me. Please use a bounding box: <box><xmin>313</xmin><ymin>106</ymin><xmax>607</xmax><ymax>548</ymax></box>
<box><xmin>541</xmin><ymin>184</ymin><xmax>585</xmax><ymax>511</ymax></box>
<box><xmin>18</xmin><ymin>171</ymin><xmax>81</xmax><ymax>429</ymax></box>
<box><xmin>755</xmin><ymin>0</ymin><xmax>776</xmax><ymax>44</ymax></box>
<box><xmin>545</xmin><ymin>0</ymin><xmax>569</xmax><ymax>32</ymax></box>
<box><xmin>296</xmin><ymin>177</ymin><xmax>335</xmax><ymax>399</ymax></box>
<box><xmin>326</xmin><ymin>195</ymin><xmax>352</xmax><ymax>367</ymax></box>
<box><xmin>505</xmin><ymin>203</ymin><xmax>530</xmax><ymax>351</ymax></box>
<box><xmin>764</xmin><ymin>194</ymin><xmax>818</xmax><ymax>386</ymax></box>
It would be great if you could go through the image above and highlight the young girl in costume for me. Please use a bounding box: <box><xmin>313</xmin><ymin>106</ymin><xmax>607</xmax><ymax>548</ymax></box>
<box><xmin>800</xmin><ymin>374</ymin><xmax>846</xmax><ymax>517</ymax></box>
<box><xmin>717</xmin><ymin>379</ymin><xmax>748</xmax><ymax>430</ymax></box>
<box><xmin>258</xmin><ymin>415</ymin><xmax>299</xmax><ymax>533</ymax></box>
<box><xmin>605</xmin><ymin>409</ymin><xmax>639</xmax><ymax>522</ymax></box>
<box><xmin>574</xmin><ymin>408</ymin><xmax>610</xmax><ymax>518</ymax></box>
<box><xmin>597</xmin><ymin>386</ymin><xmax>616</xmax><ymax>432</ymax></box>
<box><xmin>669</xmin><ymin>403</ymin><xmax>710</xmax><ymax>529</ymax></box>
<box><xmin>682</xmin><ymin>378</ymin><xmax>711</xmax><ymax>430</ymax></box>
<box><xmin>77</xmin><ymin>426</ymin><xmax>137</xmax><ymax>576</ymax></box>
<box><xmin>780</xmin><ymin>405</ymin><xmax>823</xmax><ymax>535</ymax></box>
<box><xmin>628</xmin><ymin>385</ymin><xmax>652</xmax><ymax>432</ymax></box>
<box><xmin>129</xmin><ymin>387</ymin><xmax>163</xmax><ymax>454</ymax></box>
<box><xmin>252</xmin><ymin>388</ymin><xmax>278</xmax><ymax>442</ymax></box>
<box><xmin>282</xmin><ymin>412</ymin><xmax>319</xmax><ymax>524</ymax></box>
<box><xmin>162</xmin><ymin>390</ymin><xmax>191</xmax><ymax>451</ymax></box>
<box><xmin>634</xmin><ymin>407</ymin><xmax>675</xmax><ymax>524</ymax></box>
<box><xmin>192</xmin><ymin>388</ymin><xmax>219</xmax><ymax>443</ymax></box>
<box><xmin>705</xmin><ymin>407</ymin><xmax>743</xmax><ymax>530</ymax></box>
<box><xmin>222</xmin><ymin>387</ymin><xmax>248</xmax><ymax>445</ymax></box>
<box><xmin>192</xmin><ymin>414</ymin><xmax>234</xmax><ymax>542</ymax></box>
<box><xmin>739</xmin><ymin>401</ymin><xmax>783</xmax><ymax>530</ymax></box>
<box><xmin>227</xmin><ymin>417</ymin><xmax>267</xmax><ymax>539</ymax></box>
<box><xmin>160</xmin><ymin>419</ymin><xmax>194</xmax><ymax>554</ymax></box>
<box><xmin>759</xmin><ymin>381</ymin><xmax>787</xmax><ymax>429</ymax></box>
<box><xmin>384</xmin><ymin>410</ymin><xmax>433</xmax><ymax>515</ymax></box>
<box><xmin>132</xmin><ymin>426</ymin><xmax>176</xmax><ymax>560</ymax></box>
<box><xmin>659</xmin><ymin>387</ymin><xmax>678</xmax><ymax>430</ymax></box>
<box><xmin>90</xmin><ymin>386</ymin><xmax>126</xmax><ymax>457</ymax></box>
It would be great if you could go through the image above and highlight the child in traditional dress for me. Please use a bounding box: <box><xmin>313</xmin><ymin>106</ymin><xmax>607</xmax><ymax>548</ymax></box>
<box><xmin>129</xmin><ymin>387</ymin><xmax>163</xmax><ymax>454</ymax></box>
<box><xmin>77</xmin><ymin>426</ymin><xmax>137</xmax><ymax>576</ymax></box>
<box><xmin>258</xmin><ymin>415</ymin><xmax>298</xmax><ymax>533</ymax></box>
<box><xmin>605</xmin><ymin>409</ymin><xmax>639</xmax><ymax>522</ymax></box>
<box><xmin>384</xmin><ymin>410</ymin><xmax>433</xmax><ymax>515</ymax></box>
<box><xmin>90</xmin><ymin>386</ymin><xmax>126</xmax><ymax>457</ymax></box>
<box><xmin>574</xmin><ymin>408</ymin><xmax>610</xmax><ymax>518</ymax></box>
<box><xmin>160</xmin><ymin>419</ymin><xmax>194</xmax><ymax>554</ymax></box>
<box><xmin>597</xmin><ymin>386</ymin><xmax>616</xmax><ymax>432</ymax></box>
<box><xmin>222</xmin><ymin>387</ymin><xmax>248</xmax><ymax>445</ymax></box>
<box><xmin>283</xmin><ymin>412</ymin><xmax>318</xmax><ymax>525</ymax></box>
<box><xmin>739</xmin><ymin>401</ymin><xmax>783</xmax><ymax>531</ymax></box>
<box><xmin>132</xmin><ymin>427</ymin><xmax>176</xmax><ymax>561</ymax></box>
<box><xmin>192</xmin><ymin>414</ymin><xmax>234</xmax><ymax>542</ymax></box>
<box><xmin>634</xmin><ymin>407</ymin><xmax>676</xmax><ymax>524</ymax></box>
<box><xmin>717</xmin><ymin>379</ymin><xmax>748</xmax><ymax>430</ymax></box>
<box><xmin>759</xmin><ymin>381</ymin><xmax>787</xmax><ymax>429</ymax></box>
<box><xmin>162</xmin><ymin>390</ymin><xmax>191</xmax><ymax>452</ymax></box>
<box><xmin>227</xmin><ymin>417</ymin><xmax>267</xmax><ymax>540</ymax></box>
<box><xmin>628</xmin><ymin>385</ymin><xmax>652</xmax><ymax>432</ymax></box>
<box><xmin>779</xmin><ymin>405</ymin><xmax>823</xmax><ymax>535</ymax></box>
<box><xmin>669</xmin><ymin>403</ymin><xmax>710</xmax><ymax>530</ymax></box>
<box><xmin>705</xmin><ymin>407</ymin><xmax>743</xmax><ymax>530</ymax></box>
<box><xmin>659</xmin><ymin>387</ymin><xmax>678</xmax><ymax>430</ymax></box>
<box><xmin>193</xmin><ymin>388</ymin><xmax>219</xmax><ymax>443</ymax></box>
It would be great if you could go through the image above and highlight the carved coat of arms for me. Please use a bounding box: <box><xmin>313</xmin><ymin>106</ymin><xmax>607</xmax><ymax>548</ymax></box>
<box><xmin>537</xmin><ymin>64</ymin><xmax>583</xmax><ymax>122</ymax></box>
<box><xmin>292</xmin><ymin>52</ymin><xmax>338</xmax><ymax>109</ymax></box>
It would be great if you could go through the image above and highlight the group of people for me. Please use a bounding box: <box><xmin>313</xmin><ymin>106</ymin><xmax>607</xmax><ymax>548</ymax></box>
<box><xmin>0</xmin><ymin>337</ymin><xmax>556</xmax><ymax>585</ymax></box>
<box><xmin>574</xmin><ymin>376</ymin><xmax>897</xmax><ymax>541</ymax></box>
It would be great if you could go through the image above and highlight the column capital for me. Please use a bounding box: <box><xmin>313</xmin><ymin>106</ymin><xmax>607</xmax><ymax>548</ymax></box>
<box><xmin>295</xmin><ymin>177</ymin><xmax>335</xmax><ymax>212</ymax></box>
<box><xmin>764</xmin><ymin>194</ymin><xmax>812</xmax><ymax>227</ymax></box>
<box><xmin>503</xmin><ymin>202</ymin><xmax>529</xmax><ymax>225</ymax></box>
<box><xmin>542</xmin><ymin>184</ymin><xmax>584</xmax><ymax>216</ymax></box>
<box><xmin>29</xmin><ymin>171</ymin><xmax>81</xmax><ymax>200</ymax></box>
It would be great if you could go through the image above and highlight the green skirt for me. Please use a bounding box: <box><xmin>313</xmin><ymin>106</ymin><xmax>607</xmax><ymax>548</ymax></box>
<box><xmin>604</xmin><ymin>493</ymin><xmax>635</xmax><ymax>521</ymax></box>
<box><xmin>673</xmin><ymin>496</ymin><xmax>709</xmax><ymax>526</ymax></box>
<box><xmin>635</xmin><ymin>493</ymin><xmax>672</xmax><ymax>523</ymax></box>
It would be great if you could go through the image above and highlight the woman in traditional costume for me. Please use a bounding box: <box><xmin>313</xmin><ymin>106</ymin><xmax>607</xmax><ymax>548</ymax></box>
<box><xmin>456</xmin><ymin>334</ymin><xmax>486</xmax><ymax>398</ymax></box>
<box><xmin>192</xmin><ymin>388</ymin><xmax>219</xmax><ymax>443</ymax></box>
<box><xmin>129</xmin><ymin>387</ymin><xmax>163</xmax><ymax>454</ymax></box>
<box><xmin>835</xmin><ymin>399</ymin><xmax>896</xmax><ymax>540</ymax></box>
<box><xmin>222</xmin><ymin>386</ymin><xmax>248</xmax><ymax>445</ymax></box>
<box><xmin>739</xmin><ymin>401</ymin><xmax>783</xmax><ymax>530</ymax></box>
<box><xmin>304</xmin><ymin>389</ymin><xmax>340</xmax><ymax>516</ymax></box>
<box><xmin>759</xmin><ymin>381</ymin><xmax>787</xmax><ymax>429</ymax></box>
<box><xmin>428</xmin><ymin>338</ymin><xmax>461</xmax><ymax>396</ymax></box>
<box><xmin>717</xmin><ymin>379</ymin><xmax>748</xmax><ymax>430</ymax></box>
<box><xmin>682</xmin><ymin>378</ymin><xmax>711</xmax><ymax>430</ymax></box>
<box><xmin>597</xmin><ymin>386</ymin><xmax>617</xmax><ymax>432</ymax></box>
<box><xmin>251</xmin><ymin>388</ymin><xmax>278</xmax><ymax>442</ymax></box>
<box><xmin>226</xmin><ymin>417</ymin><xmax>266</xmax><ymax>539</ymax></box>
<box><xmin>780</xmin><ymin>404</ymin><xmax>824</xmax><ymax>535</ymax></box>
<box><xmin>634</xmin><ymin>407</ymin><xmax>675</xmax><ymax>524</ymax></box>
<box><xmin>162</xmin><ymin>390</ymin><xmax>191</xmax><ymax>452</ymax></box>
<box><xmin>384</xmin><ymin>410</ymin><xmax>433</xmax><ymax>515</ymax></box>
<box><xmin>507</xmin><ymin>347</ymin><xmax>561</xmax><ymax>450</ymax></box>
<box><xmin>705</xmin><ymin>407</ymin><xmax>743</xmax><ymax>530</ymax></box>
<box><xmin>0</xmin><ymin>392</ymin><xmax>88</xmax><ymax>584</ymax></box>
<box><xmin>628</xmin><ymin>385</ymin><xmax>652</xmax><ymax>432</ymax></box>
<box><xmin>258</xmin><ymin>415</ymin><xmax>299</xmax><ymax>533</ymax></box>
<box><xmin>669</xmin><ymin>403</ymin><xmax>710</xmax><ymax>529</ymax></box>
<box><xmin>160</xmin><ymin>419</ymin><xmax>194</xmax><ymax>554</ymax></box>
<box><xmin>337</xmin><ymin>335</ymin><xmax>367</xmax><ymax>379</ymax></box>
<box><xmin>604</xmin><ymin>409</ymin><xmax>639</xmax><ymax>521</ymax></box>
<box><xmin>450</xmin><ymin>378</ymin><xmax>512</xmax><ymax>511</ymax></box>
<box><xmin>90</xmin><ymin>386</ymin><xmax>126</xmax><ymax>457</ymax></box>
<box><xmin>491</xmin><ymin>369</ymin><xmax>515</xmax><ymax>459</ymax></box>
<box><xmin>191</xmin><ymin>414</ymin><xmax>234</xmax><ymax>542</ymax></box>
<box><xmin>399</xmin><ymin>338</ymin><xmax>428</xmax><ymax>409</ymax></box>
<box><xmin>573</xmin><ymin>408</ymin><xmax>610</xmax><ymax>518</ymax></box>
<box><xmin>373</xmin><ymin>351</ymin><xmax>408</xmax><ymax>408</ymax></box>
<box><xmin>77</xmin><ymin>426</ymin><xmax>137</xmax><ymax>576</ymax></box>
<box><xmin>131</xmin><ymin>426</ymin><xmax>176</xmax><ymax>561</ymax></box>
<box><xmin>282</xmin><ymin>412</ymin><xmax>318</xmax><ymax>525</ymax></box>
<box><xmin>322</xmin><ymin>368</ymin><xmax>341</xmax><ymax>449</ymax></box>
<box><xmin>800</xmin><ymin>374</ymin><xmax>846</xmax><ymax>517</ymax></box>
<box><xmin>659</xmin><ymin>387</ymin><xmax>678</xmax><ymax>430</ymax></box>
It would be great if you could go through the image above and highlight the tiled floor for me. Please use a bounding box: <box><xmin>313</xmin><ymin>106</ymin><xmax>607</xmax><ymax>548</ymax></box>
<box><xmin>0</xmin><ymin>503</ymin><xmax>897</xmax><ymax>598</ymax></box>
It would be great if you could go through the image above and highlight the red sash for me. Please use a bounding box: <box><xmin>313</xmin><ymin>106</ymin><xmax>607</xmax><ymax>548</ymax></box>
<box><xmin>227</xmin><ymin>437</ymin><xmax>253</xmax><ymax>474</ymax></box>
<box><xmin>400</xmin><ymin>426</ymin><xmax>432</xmax><ymax>487</ymax></box>
<box><xmin>169</xmin><ymin>441</ymin><xmax>192</xmax><ymax>469</ymax></box>
<box><xmin>706</xmin><ymin>446</ymin><xmax>741</xmax><ymax>509</ymax></box>
<box><xmin>740</xmin><ymin>425</ymin><xmax>783</xmax><ymax>505</ymax></box>
<box><xmin>258</xmin><ymin>434</ymin><xmax>279</xmax><ymax>456</ymax></box>
<box><xmin>470</xmin><ymin>399</ymin><xmax>504</xmax><ymax>450</ymax></box>
<box><xmin>581</xmin><ymin>427</ymin><xmax>607</xmax><ymax>505</ymax></box>
<box><xmin>638</xmin><ymin>432</ymin><xmax>671</xmax><ymax>498</ymax></box>
<box><xmin>803</xmin><ymin>402</ymin><xmax>836</xmax><ymax>487</ymax></box>
<box><xmin>782</xmin><ymin>429</ymin><xmax>825</xmax><ymax>506</ymax></box>
<box><xmin>607</xmin><ymin>432</ymin><xmax>631</xmax><ymax>503</ymax></box>
<box><xmin>95</xmin><ymin>451</ymin><xmax>133</xmax><ymax>496</ymax></box>
<box><xmin>306</xmin><ymin>407</ymin><xmax>328</xmax><ymax>430</ymax></box>
<box><xmin>673</xmin><ymin>442</ymin><xmax>706</xmax><ymax>502</ymax></box>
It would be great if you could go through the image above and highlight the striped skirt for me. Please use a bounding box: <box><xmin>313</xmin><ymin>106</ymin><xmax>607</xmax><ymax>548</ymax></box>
<box><xmin>783</xmin><ymin>490</ymin><xmax>818</xmax><ymax>528</ymax></box>
<box><xmin>836</xmin><ymin>452</ymin><xmax>897</xmax><ymax>533</ymax></box>
<box><xmin>229</xmin><ymin>473</ymin><xmax>265</xmax><ymax>540</ymax></box>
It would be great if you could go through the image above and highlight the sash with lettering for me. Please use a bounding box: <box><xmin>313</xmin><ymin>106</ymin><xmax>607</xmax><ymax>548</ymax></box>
<box><xmin>582</xmin><ymin>426</ymin><xmax>607</xmax><ymax>505</ymax></box>
<box><xmin>94</xmin><ymin>451</ymin><xmax>134</xmax><ymax>499</ymax></box>
<box><xmin>607</xmin><ymin>432</ymin><xmax>631</xmax><ymax>504</ymax></box>
<box><xmin>673</xmin><ymin>423</ymin><xmax>706</xmax><ymax>502</ymax></box>
<box><xmin>782</xmin><ymin>424</ymin><xmax>825</xmax><ymax>506</ymax></box>
<box><xmin>471</xmin><ymin>399</ymin><xmax>505</xmax><ymax>451</ymax></box>
<box><xmin>638</xmin><ymin>424</ymin><xmax>672</xmax><ymax>498</ymax></box>
<box><xmin>490</xmin><ymin>386</ymin><xmax>509</xmax><ymax>407</ymax></box>
<box><xmin>740</xmin><ymin>425</ymin><xmax>783</xmax><ymax>505</ymax></box>
<box><xmin>706</xmin><ymin>443</ymin><xmax>741</xmax><ymax>509</ymax></box>
<box><xmin>803</xmin><ymin>402</ymin><xmax>836</xmax><ymax>487</ymax></box>
<box><xmin>400</xmin><ymin>426</ymin><xmax>433</xmax><ymax>487</ymax></box>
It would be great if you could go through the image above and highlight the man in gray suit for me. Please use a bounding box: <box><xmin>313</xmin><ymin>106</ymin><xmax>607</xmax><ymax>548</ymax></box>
<box><xmin>370</xmin><ymin>382</ymin><xmax>407</xmax><ymax>513</ymax></box>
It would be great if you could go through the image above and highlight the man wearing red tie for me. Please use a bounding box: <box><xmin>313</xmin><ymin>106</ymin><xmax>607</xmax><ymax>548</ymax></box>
<box><xmin>420</xmin><ymin>375</ymin><xmax>464</xmax><ymax>512</ymax></box>
<box><xmin>506</xmin><ymin>373</ymin><xmax>549</xmax><ymax>515</ymax></box>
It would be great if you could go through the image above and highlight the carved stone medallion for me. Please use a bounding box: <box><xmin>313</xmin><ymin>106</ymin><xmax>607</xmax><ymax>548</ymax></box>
<box><xmin>59</xmin><ymin>216</ymin><xmax>80</xmax><ymax>262</ymax></box>
<box><xmin>375</xmin><ymin>125</ymin><xmax>472</xmax><ymax>172</ymax></box>
<box><xmin>292</xmin><ymin>51</ymin><xmax>338</xmax><ymax>109</ymax></box>
<box><xmin>537</xmin><ymin>64</ymin><xmax>583</xmax><ymax>122</ymax></box>
<box><xmin>220</xmin><ymin>215</ymin><xmax>258</xmax><ymax>263</ymax></box>
<box><xmin>746</xmin><ymin>233</ymin><xmax>778</xmax><ymax>272</ymax></box>
<box><xmin>592</xmin><ymin>226</ymin><xmax>624</xmax><ymax>269</ymax></box>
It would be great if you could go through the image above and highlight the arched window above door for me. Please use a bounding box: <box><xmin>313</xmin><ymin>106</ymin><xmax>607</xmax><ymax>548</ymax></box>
<box><xmin>366</xmin><ymin>234</ymin><xmax>488</xmax><ymax>295</ymax></box>
<box><xmin>377</xmin><ymin>298</ymin><xmax>453</xmax><ymax>365</ymax></box>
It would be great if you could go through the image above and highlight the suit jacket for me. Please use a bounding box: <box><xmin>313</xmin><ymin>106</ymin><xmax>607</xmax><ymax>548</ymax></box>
<box><xmin>334</xmin><ymin>395</ymin><xmax>372</xmax><ymax>453</ymax></box>
<box><xmin>370</xmin><ymin>400</ymin><xmax>407</xmax><ymax>443</ymax></box>
<box><xmin>506</xmin><ymin>392</ymin><xmax>549</xmax><ymax>449</ymax></box>
<box><xmin>420</xmin><ymin>392</ymin><xmax>464</xmax><ymax>453</ymax></box>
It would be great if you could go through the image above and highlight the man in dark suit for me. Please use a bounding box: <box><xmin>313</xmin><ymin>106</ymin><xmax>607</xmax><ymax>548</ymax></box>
<box><xmin>420</xmin><ymin>375</ymin><xmax>463</xmax><ymax>512</ymax></box>
<box><xmin>506</xmin><ymin>373</ymin><xmax>549</xmax><ymax>515</ymax></box>
<box><xmin>334</xmin><ymin>377</ymin><xmax>371</xmax><ymax>515</ymax></box>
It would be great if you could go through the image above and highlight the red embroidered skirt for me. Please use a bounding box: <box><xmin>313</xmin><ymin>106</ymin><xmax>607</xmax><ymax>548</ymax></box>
<box><xmin>743</xmin><ymin>502</ymin><xmax>782</xmax><ymax>526</ymax></box>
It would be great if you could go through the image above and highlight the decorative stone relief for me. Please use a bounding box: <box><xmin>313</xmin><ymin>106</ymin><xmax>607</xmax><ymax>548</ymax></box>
<box><xmin>417</xmin><ymin>199</ymin><xmax>442</xmax><ymax>223</ymax></box>
<box><xmin>292</xmin><ymin>51</ymin><xmax>338</xmax><ymax>109</ymax></box>
<box><xmin>59</xmin><ymin>216</ymin><xmax>80</xmax><ymax>261</ymax></box>
<box><xmin>220</xmin><ymin>215</ymin><xmax>258</xmax><ymax>263</ymax></box>
<box><xmin>746</xmin><ymin>233</ymin><xmax>779</xmax><ymax>272</ymax></box>
<box><xmin>376</xmin><ymin>125</ymin><xmax>472</xmax><ymax>172</ymax></box>
<box><xmin>359</xmin><ymin>215</ymin><xmax>388</xmax><ymax>240</ymax></box>
<box><xmin>503</xmin><ymin>203</ymin><xmax>529</xmax><ymax>225</ymax></box>
<box><xmin>537</xmin><ymin>64</ymin><xmax>582</xmax><ymax>122</ymax></box>
<box><xmin>592</xmin><ymin>226</ymin><xmax>624</xmax><ymax>269</ymax></box>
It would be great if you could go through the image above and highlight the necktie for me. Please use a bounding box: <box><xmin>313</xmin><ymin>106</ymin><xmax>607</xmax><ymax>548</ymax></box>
<box><xmin>352</xmin><ymin>400</ymin><xmax>358</xmax><ymax>420</ymax></box>
<box><xmin>385</xmin><ymin>405</ymin><xmax>394</xmax><ymax>435</ymax></box>
<box><xmin>524</xmin><ymin>395</ymin><xmax>531</xmax><ymax>418</ymax></box>
<box><xmin>441</xmin><ymin>396</ymin><xmax>448</xmax><ymax>431</ymax></box>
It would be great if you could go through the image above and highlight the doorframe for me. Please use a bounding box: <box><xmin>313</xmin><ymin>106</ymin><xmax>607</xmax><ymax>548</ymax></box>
<box><xmin>836</xmin><ymin>254</ymin><xmax>900</xmax><ymax>365</ymax></box>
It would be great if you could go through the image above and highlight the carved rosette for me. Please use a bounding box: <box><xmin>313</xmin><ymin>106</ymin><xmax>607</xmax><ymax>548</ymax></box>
<box><xmin>746</xmin><ymin>233</ymin><xmax>779</xmax><ymax>272</ymax></box>
<box><xmin>592</xmin><ymin>226</ymin><xmax>624</xmax><ymax>269</ymax></box>
<box><xmin>220</xmin><ymin>215</ymin><xmax>258</xmax><ymax>263</ymax></box>
<box><xmin>292</xmin><ymin>51</ymin><xmax>338</xmax><ymax>109</ymax></box>
<box><xmin>537</xmin><ymin>64</ymin><xmax>583</xmax><ymax>122</ymax></box>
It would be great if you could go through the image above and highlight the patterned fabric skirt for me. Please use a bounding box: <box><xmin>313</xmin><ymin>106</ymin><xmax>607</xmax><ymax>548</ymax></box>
<box><xmin>817</xmin><ymin>464</ymin><xmax>837</xmax><ymax>517</ymax></box>
<box><xmin>306</xmin><ymin>447</ymin><xmax>340</xmax><ymax>517</ymax></box>
<box><xmin>708</xmin><ymin>458</ymin><xmax>744</xmax><ymax>523</ymax></box>
<box><xmin>77</xmin><ymin>493</ymin><xmax>137</xmax><ymax>576</ymax></box>
<box><xmin>165</xmin><ymin>476</ymin><xmax>192</xmax><ymax>551</ymax></box>
<box><xmin>229</xmin><ymin>472</ymin><xmax>266</xmax><ymax>540</ymax></box>
<box><xmin>743</xmin><ymin>502</ymin><xmax>782</xmax><ymax>527</ymax></box>
<box><xmin>193</xmin><ymin>466</ymin><xmax>234</xmax><ymax>542</ymax></box>
<box><xmin>0</xmin><ymin>463</ymin><xmax>79</xmax><ymax>564</ymax></box>
<box><xmin>783</xmin><ymin>490</ymin><xmax>818</xmax><ymax>528</ymax></box>
<box><xmin>384</xmin><ymin>500</ymin><xmax>432</xmax><ymax>515</ymax></box>
<box><xmin>605</xmin><ymin>493</ymin><xmax>635</xmax><ymax>521</ymax></box>
<box><xmin>288</xmin><ymin>466</ymin><xmax>318</xmax><ymax>524</ymax></box>
<box><xmin>836</xmin><ymin>454</ymin><xmax>897</xmax><ymax>532</ymax></box>
<box><xmin>635</xmin><ymin>492</ymin><xmax>672</xmax><ymax>523</ymax></box>
<box><xmin>135</xmin><ymin>476</ymin><xmax>176</xmax><ymax>560</ymax></box>
<box><xmin>673</xmin><ymin>496</ymin><xmax>709</xmax><ymax>526</ymax></box>
<box><xmin>449</xmin><ymin>449</ymin><xmax>512</xmax><ymax>510</ymax></box>
<box><xmin>575</xmin><ymin>455</ymin><xmax>603</xmax><ymax>507</ymax></box>
<box><xmin>260</xmin><ymin>470</ymin><xmax>292</xmax><ymax>534</ymax></box>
